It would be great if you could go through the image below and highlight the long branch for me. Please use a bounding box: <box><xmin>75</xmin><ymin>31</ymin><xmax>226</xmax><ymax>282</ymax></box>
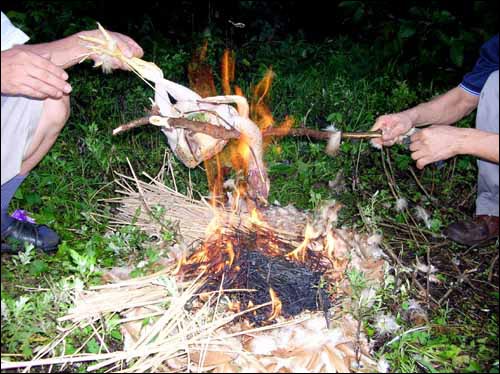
<box><xmin>112</xmin><ymin>116</ymin><xmax>381</xmax><ymax>140</ymax></box>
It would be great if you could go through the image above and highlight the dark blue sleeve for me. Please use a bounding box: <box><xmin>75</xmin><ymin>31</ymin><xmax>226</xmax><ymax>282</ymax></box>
<box><xmin>460</xmin><ymin>34</ymin><xmax>499</xmax><ymax>96</ymax></box>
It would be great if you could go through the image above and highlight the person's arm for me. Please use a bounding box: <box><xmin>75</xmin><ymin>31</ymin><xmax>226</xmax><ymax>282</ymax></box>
<box><xmin>404</xmin><ymin>87</ymin><xmax>479</xmax><ymax>127</ymax></box>
<box><xmin>409</xmin><ymin>126</ymin><xmax>498</xmax><ymax>169</ymax></box>
<box><xmin>372</xmin><ymin>87</ymin><xmax>479</xmax><ymax>147</ymax></box>
<box><xmin>17</xmin><ymin>29</ymin><xmax>143</xmax><ymax>70</ymax></box>
<box><xmin>1</xmin><ymin>28</ymin><xmax>143</xmax><ymax>100</ymax></box>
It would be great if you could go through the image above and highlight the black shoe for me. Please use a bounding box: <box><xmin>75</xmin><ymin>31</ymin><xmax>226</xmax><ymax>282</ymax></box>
<box><xmin>1</xmin><ymin>220</ymin><xmax>60</xmax><ymax>254</ymax></box>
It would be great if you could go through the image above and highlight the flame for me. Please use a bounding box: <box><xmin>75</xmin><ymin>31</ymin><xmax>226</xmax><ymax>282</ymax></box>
<box><xmin>188</xmin><ymin>40</ymin><xmax>217</xmax><ymax>98</ymax></box>
<box><xmin>234</xmin><ymin>85</ymin><xmax>244</xmax><ymax>97</ymax></box>
<box><xmin>254</xmin><ymin>69</ymin><xmax>274</xmax><ymax>105</ymax></box>
<box><xmin>267</xmin><ymin>240</ymin><xmax>282</xmax><ymax>256</ymax></box>
<box><xmin>188</xmin><ymin>44</ymin><xmax>288</xmax><ymax>207</ymax></box>
<box><xmin>325</xmin><ymin>231</ymin><xmax>336</xmax><ymax>260</ymax></box>
<box><xmin>250</xmin><ymin>208</ymin><xmax>265</xmax><ymax>226</ymax></box>
<box><xmin>206</xmin><ymin>216</ymin><xmax>221</xmax><ymax>238</ymax></box>
<box><xmin>228</xmin><ymin>300</ymin><xmax>241</xmax><ymax>313</ymax></box>
<box><xmin>286</xmin><ymin>224</ymin><xmax>316</xmax><ymax>262</ymax></box>
<box><xmin>231</xmin><ymin>137</ymin><xmax>251</xmax><ymax>174</ymax></box>
<box><xmin>268</xmin><ymin>288</ymin><xmax>283</xmax><ymax>321</ymax></box>
<box><xmin>174</xmin><ymin>256</ymin><xmax>187</xmax><ymax>275</ymax></box>
<box><xmin>251</xmin><ymin>69</ymin><xmax>275</xmax><ymax>132</ymax></box>
<box><xmin>221</xmin><ymin>50</ymin><xmax>235</xmax><ymax>95</ymax></box>
<box><xmin>225</xmin><ymin>241</ymin><xmax>235</xmax><ymax>267</ymax></box>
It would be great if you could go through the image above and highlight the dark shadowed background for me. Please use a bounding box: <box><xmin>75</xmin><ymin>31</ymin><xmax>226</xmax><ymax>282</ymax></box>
<box><xmin>2</xmin><ymin>0</ymin><xmax>498</xmax><ymax>85</ymax></box>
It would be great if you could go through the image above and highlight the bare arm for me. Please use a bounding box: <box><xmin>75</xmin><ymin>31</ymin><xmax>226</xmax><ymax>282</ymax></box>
<box><xmin>453</xmin><ymin>128</ymin><xmax>498</xmax><ymax>163</ymax></box>
<box><xmin>403</xmin><ymin>87</ymin><xmax>479</xmax><ymax>127</ymax></box>
<box><xmin>372</xmin><ymin>86</ymin><xmax>498</xmax><ymax>169</ymax></box>
<box><xmin>372</xmin><ymin>87</ymin><xmax>479</xmax><ymax>147</ymax></box>
<box><xmin>409</xmin><ymin>126</ymin><xmax>498</xmax><ymax>169</ymax></box>
<box><xmin>18</xmin><ymin>30</ymin><xmax>143</xmax><ymax>70</ymax></box>
<box><xmin>2</xmin><ymin>28</ymin><xmax>143</xmax><ymax>100</ymax></box>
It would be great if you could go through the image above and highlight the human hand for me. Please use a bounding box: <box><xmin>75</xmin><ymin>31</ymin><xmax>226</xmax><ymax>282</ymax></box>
<box><xmin>409</xmin><ymin>126</ymin><xmax>464</xmax><ymax>169</ymax></box>
<box><xmin>371</xmin><ymin>112</ymin><xmax>414</xmax><ymax>147</ymax></box>
<box><xmin>1</xmin><ymin>47</ymin><xmax>71</xmax><ymax>99</ymax></box>
<box><xmin>80</xmin><ymin>29</ymin><xmax>143</xmax><ymax>70</ymax></box>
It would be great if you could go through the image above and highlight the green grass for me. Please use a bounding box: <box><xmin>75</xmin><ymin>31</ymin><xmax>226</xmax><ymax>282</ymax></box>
<box><xmin>1</xmin><ymin>37</ymin><xmax>498</xmax><ymax>373</ymax></box>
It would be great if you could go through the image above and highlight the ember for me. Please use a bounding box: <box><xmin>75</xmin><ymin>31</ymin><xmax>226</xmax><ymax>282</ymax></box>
<box><xmin>178</xmin><ymin>229</ymin><xmax>331</xmax><ymax>324</ymax></box>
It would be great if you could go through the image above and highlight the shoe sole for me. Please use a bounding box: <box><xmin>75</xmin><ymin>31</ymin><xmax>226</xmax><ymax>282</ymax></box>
<box><xmin>1</xmin><ymin>242</ymin><xmax>59</xmax><ymax>254</ymax></box>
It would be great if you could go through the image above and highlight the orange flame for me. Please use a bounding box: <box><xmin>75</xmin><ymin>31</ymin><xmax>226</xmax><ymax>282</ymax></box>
<box><xmin>225</xmin><ymin>241</ymin><xmax>235</xmax><ymax>267</ymax></box>
<box><xmin>250</xmin><ymin>208</ymin><xmax>265</xmax><ymax>226</ymax></box>
<box><xmin>188</xmin><ymin>40</ymin><xmax>217</xmax><ymax>98</ymax></box>
<box><xmin>228</xmin><ymin>300</ymin><xmax>241</xmax><ymax>313</ymax></box>
<box><xmin>251</xmin><ymin>69</ymin><xmax>275</xmax><ymax>133</ymax></box>
<box><xmin>221</xmin><ymin>50</ymin><xmax>235</xmax><ymax>95</ymax></box>
<box><xmin>325</xmin><ymin>231</ymin><xmax>336</xmax><ymax>260</ymax></box>
<box><xmin>268</xmin><ymin>288</ymin><xmax>283</xmax><ymax>321</ymax></box>
<box><xmin>286</xmin><ymin>224</ymin><xmax>316</xmax><ymax>262</ymax></box>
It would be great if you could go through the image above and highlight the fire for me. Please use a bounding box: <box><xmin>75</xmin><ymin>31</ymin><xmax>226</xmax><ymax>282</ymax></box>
<box><xmin>286</xmin><ymin>224</ymin><xmax>317</xmax><ymax>262</ymax></box>
<box><xmin>225</xmin><ymin>241</ymin><xmax>235</xmax><ymax>267</ymax></box>
<box><xmin>250</xmin><ymin>208</ymin><xmax>265</xmax><ymax>226</ymax></box>
<box><xmin>252</xmin><ymin>69</ymin><xmax>275</xmax><ymax>132</ymax></box>
<box><xmin>228</xmin><ymin>300</ymin><xmax>241</xmax><ymax>313</ymax></box>
<box><xmin>221</xmin><ymin>49</ymin><xmax>235</xmax><ymax>95</ymax></box>
<box><xmin>188</xmin><ymin>42</ymin><xmax>290</xmax><ymax>206</ymax></box>
<box><xmin>325</xmin><ymin>231</ymin><xmax>336</xmax><ymax>260</ymax></box>
<box><xmin>268</xmin><ymin>288</ymin><xmax>283</xmax><ymax>321</ymax></box>
<box><xmin>188</xmin><ymin>40</ymin><xmax>217</xmax><ymax>98</ymax></box>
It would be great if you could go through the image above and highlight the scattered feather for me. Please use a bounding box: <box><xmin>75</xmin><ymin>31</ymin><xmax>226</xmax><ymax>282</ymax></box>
<box><xmin>367</xmin><ymin>233</ymin><xmax>383</xmax><ymax>247</ymax></box>
<box><xmin>325</xmin><ymin>131</ymin><xmax>342</xmax><ymax>156</ymax></box>
<box><xmin>325</xmin><ymin>124</ymin><xmax>339</xmax><ymax>133</ymax></box>
<box><xmin>415</xmin><ymin>206</ymin><xmax>432</xmax><ymax>229</ymax></box>
<box><xmin>223</xmin><ymin>179</ymin><xmax>236</xmax><ymax>190</ymax></box>
<box><xmin>406</xmin><ymin>299</ymin><xmax>428</xmax><ymax>325</ymax></box>
<box><xmin>328</xmin><ymin>170</ymin><xmax>346</xmax><ymax>193</ymax></box>
<box><xmin>359</xmin><ymin>288</ymin><xmax>377</xmax><ymax>309</ymax></box>
<box><xmin>366</xmin><ymin>233</ymin><xmax>384</xmax><ymax>259</ymax></box>
<box><xmin>375</xmin><ymin>313</ymin><xmax>400</xmax><ymax>335</ymax></box>
<box><xmin>395</xmin><ymin>198</ymin><xmax>408</xmax><ymax>212</ymax></box>
<box><xmin>1</xmin><ymin>299</ymin><xmax>8</xmax><ymax>321</ymax></box>
<box><xmin>415</xmin><ymin>256</ymin><xmax>437</xmax><ymax>274</ymax></box>
<box><xmin>248</xmin><ymin>335</ymin><xmax>278</xmax><ymax>355</ymax></box>
<box><xmin>377</xmin><ymin>357</ymin><xmax>391</xmax><ymax>373</ymax></box>
<box><xmin>370</xmin><ymin>138</ymin><xmax>383</xmax><ymax>150</ymax></box>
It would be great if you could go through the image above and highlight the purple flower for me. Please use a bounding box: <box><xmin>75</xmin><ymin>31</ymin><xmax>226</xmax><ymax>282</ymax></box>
<box><xmin>11</xmin><ymin>210</ymin><xmax>36</xmax><ymax>224</ymax></box>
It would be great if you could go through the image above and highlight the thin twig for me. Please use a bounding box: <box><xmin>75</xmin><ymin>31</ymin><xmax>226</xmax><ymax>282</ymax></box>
<box><xmin>409</xmin><ymin>166</ymin><xmax>435</xmax><ymax>206</ymax></box>
<box><xmin>488</xmin><ymin>253</ymin><xmax>499</xmax><ymax>283</ymax></box>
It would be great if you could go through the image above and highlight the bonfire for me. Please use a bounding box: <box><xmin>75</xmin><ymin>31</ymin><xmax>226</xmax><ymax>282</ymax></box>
<box><xmin>1</xmin><ymin>24</ymin><xmax>391</xmax><ymax>373</ymax></box>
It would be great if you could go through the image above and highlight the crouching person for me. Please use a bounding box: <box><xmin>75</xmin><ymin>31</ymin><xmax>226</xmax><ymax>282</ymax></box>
<box><xmin>1</xmin><ymin>12</ymin><xmax>143</xmax><ymax>253</ymax></box>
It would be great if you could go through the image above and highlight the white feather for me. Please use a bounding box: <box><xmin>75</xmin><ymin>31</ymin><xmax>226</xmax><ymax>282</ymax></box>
<box><xmin>326</xmin><ymin>131</ymin><xmax>342</xmax><ymax>156</ymax></box>
<box><xmin>377</xmin><ymin>357</ymin><xmax>391</xmax><ymax>373</ymax></box>
<box><xmin>395</xmin><ymin>198</ymin><xmax>408</xmax><ymax>212</ymax></box>
<box><xmin>375</xmin><ymin>313</ymin><xmax>400</xmax><ymax>335</ymax></box>
<box><xmin>248</xmin><ymin>335</ymin><xmax>277</xmax><ymax>355</ymax></box>
<box><xmin>370</xmin><ymin>138</ymin><xmax>383</xmax><ymax>150</ymax></box>
<box><xmin>415</xmin><ymin>206</ymin><xmax>432</xmax><ymax>229</ymax></box>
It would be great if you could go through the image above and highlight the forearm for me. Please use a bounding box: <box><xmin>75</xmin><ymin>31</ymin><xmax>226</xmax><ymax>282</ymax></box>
<box><xmin>21</xmin><ymin>32</ymin><xmax>89</xmax><ymax>69</ymax></box>
<box><xmin>403</xmin><ymin>87</ymin><xmax>479</xmax><ymax>127</ymax></box>
<box><xmin>456</xmin><ymin>128</ymin><xmax>499</xmax><ymax>163</ymax></box>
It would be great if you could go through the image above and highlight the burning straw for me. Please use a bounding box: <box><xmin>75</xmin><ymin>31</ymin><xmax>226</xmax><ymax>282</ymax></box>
<box><xmin>2</xmin><ymin>165</ymin><xmax>390</xmax><ymax>373</ymax></box>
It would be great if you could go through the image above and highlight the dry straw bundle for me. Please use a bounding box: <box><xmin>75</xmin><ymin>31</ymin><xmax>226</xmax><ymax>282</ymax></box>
<box><xmin>1</xmin><ymin>163</ymin><xmax>389</xmax><ymax>373</ymax></box>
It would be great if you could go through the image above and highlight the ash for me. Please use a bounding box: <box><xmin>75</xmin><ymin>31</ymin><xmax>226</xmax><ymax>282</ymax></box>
<box><xmin>205</xmin><ymin>246</ymin><xmax>330</xmax><ymax>324</ymax></box>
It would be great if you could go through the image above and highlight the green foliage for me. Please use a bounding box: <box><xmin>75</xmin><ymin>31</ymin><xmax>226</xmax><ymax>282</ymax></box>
<box><xmin>337</xmin><ymin>1</ymin><xmax>497</xmax><ymax>84</ymax></box>
<box><xmin>0</xmin><ymin>6</ymin><xmax>497</xmax><ymax>371</ymax></box>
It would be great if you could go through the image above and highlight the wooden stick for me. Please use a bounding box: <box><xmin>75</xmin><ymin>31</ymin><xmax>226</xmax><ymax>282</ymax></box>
<box><xmin>170</xmin><ymin>118</ymin><xmax>240</xmax><ymax>140</ymax></box>
<box><xmin>113</xmin><ymin>115</ymin><xmax>382</xmax><ymax>141</ymax></box>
